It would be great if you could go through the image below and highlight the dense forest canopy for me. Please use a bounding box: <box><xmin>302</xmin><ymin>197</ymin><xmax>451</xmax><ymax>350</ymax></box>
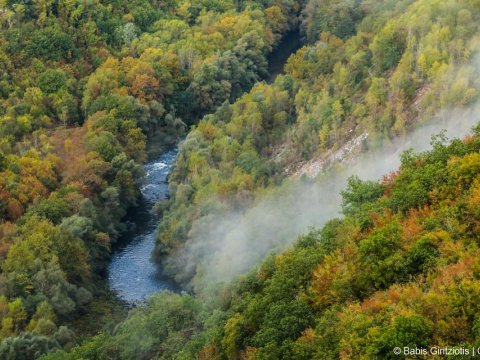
<box><xmin>45</xmin><ymin>126</ymin><xmax>480</xmax><ymax>359</ymax></box>
<box><xmin>153</xmin><ymin>0</ymin><xmax>480</xmax><ymax>290</ymax></box>
<box><xmin>0</xmin><ymin>0</ymin><xmax>306</xmax><ymax>357</ymax></box>
<box><xmin>0</xmin><ymin>0</ymin><xmax>480</xmax><ymax>359</ymax></box>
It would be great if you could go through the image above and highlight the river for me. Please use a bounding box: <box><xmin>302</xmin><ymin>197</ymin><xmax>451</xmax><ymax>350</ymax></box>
<box><xmin>107</xmin><ymin>36</ymin><xmax>480</xmax><ymax>302</ymax></box>
<box><xmin>107</xmin><ymin>148</ymin><xmax>180</xmax><ymax>303</ymax></box>
<box><xmin>267</xmin><ymin>30</ymin><xmax>302</xmax><ymax>83</ymax></box>
<box><xmin>107</xmin><ymin>31</ymin><xmax>303</xmax><ymax>303</ymax></box>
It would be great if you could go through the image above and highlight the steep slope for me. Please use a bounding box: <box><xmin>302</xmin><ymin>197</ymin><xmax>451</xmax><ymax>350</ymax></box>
<box><xmin>154</xmin><ymin>0</ymin><xmax>480</xmax><ymax>288</ymax></box>
<box><xmin>0</xmin><ymin>0</ymin><xmax>305</xmax><ymax>357</ymax></box>
<box><xmin>41</xmin><ymin>0</ymin><xmax>480</xmax><ymax>359</ymax></box>
<box><xmin>46</xmin><ymin>119</ymin><xmax>480</xmax><ymax>360</ymax></box>
<box><xmin>200</xmin><ymin>127</ymin><xmax>480</xmax><ymax>358</ymax></box>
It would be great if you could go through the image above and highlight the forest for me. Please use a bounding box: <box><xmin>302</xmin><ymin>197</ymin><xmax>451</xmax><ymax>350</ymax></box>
<box><xmin>46</xmin><ymin>125</ymin><xmax>480</xmax><ymax>359</ymax></box>
<box><xmin>154</xmin><ymin>0</ymin><xmax>480</xmax><ymax>290</ymax></box>
<box><xmin>0</xmin><ymin>0</ymin><xmax>479</xmax><ymax>359</ymax></box>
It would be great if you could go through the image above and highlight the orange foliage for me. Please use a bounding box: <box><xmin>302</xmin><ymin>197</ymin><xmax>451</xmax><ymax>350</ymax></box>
<box><xmin>310</xmin><ymin>243</ymin><xmax>358</xmax><ymax>310</ymax></box>
<box><xmin>401</xmin><ymin>208</ymin><xmax>425</xmax><ymax>246</ymax></box>
<box><xmin>0</xmin><ymin>151</ymin><xmax>58</xmax><ymax>221</ymax></box>
<box><xmin>432</xmin><ymin>257</ymin><xmax>476</xmax><ymax>291</ymax></box>
<box><xmin>50</xmin><ymin>127</ymin><xmax>87</xmax><ymax>180</ymax></box>
<box><xmin>130</xmin><ymin>74</ymin><xmax>160</xmax><ymax>101</ymax></box>
<box><xmin>198</xmin><ymin>343</ymin><xmax>221</xmax><ymax>360</ymax></box>
<box><xmin>369</xmin><ymin>208</ymin><xmax>393</xmax><ymax>229</ymax></box>
<box><xmin>381</xmin><ymin>170</ymin><xmax>399</xmax><ymax>197</ymax></box>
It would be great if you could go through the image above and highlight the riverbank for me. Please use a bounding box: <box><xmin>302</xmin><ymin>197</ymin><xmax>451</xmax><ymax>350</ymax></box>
<box><xmin>108</xmin><ymin>148</ymin><xmax>181</xmax><ymax>303</ymax></box>
<box><xmin>108</xmin><ymin>28</ymin><xmax>305</xmax><ymax>303</ymax></box>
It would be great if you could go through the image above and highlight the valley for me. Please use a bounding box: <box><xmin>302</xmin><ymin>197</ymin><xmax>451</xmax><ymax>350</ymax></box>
<box><xmin>0</xmin><ymin>0</ymin><xmax>479</xmax><ymax>359</ymax></box>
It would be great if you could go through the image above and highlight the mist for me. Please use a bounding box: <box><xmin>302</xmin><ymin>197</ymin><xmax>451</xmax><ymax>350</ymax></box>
<box><xmin>168</xmin><ymin>105</ymin><xmax>480</xmax><ymax>291</ymax></box>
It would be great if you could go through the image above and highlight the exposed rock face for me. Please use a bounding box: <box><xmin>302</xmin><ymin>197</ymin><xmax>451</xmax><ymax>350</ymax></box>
<box><xmin>292</xmin><ymin>131</ymin><xmax>369</xmax><ymax>178</ymax></box>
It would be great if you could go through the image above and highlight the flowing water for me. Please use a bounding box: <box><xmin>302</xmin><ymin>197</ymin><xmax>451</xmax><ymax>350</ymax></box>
<box><xmin>106</xmin><ymin>27</ymin><xmax>480</xmax><ymax>302</ymax></box>
<box><xmin>107</xmin><ymin>31</ymin><xmax>304</xmax><ymax>303</ymax></box>
<box><xmin>108</xmin><ymin>148</ymin><xmax>179</xmax><ymax>303</ymax></box>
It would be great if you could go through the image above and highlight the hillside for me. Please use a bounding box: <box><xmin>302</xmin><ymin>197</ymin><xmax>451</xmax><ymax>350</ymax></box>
<box><xmin>154</xmin><ymin>0</ymin><xmax>480</xmax><ymax>289</ymax></box>
<box><xmin>0</xmin><ymin>0</ymin><xmax>305</xmax><ymax>358</ymax></box>
<box><xmin>46</xmin><ymin>124</ymin><xmax>480</xmax><ymax>359</ymax></box>
<box><xmin>1</xmin><ymin>0</ymin><xmax>480</xmax><ymax>359</ymax></box>
<box><xmin>207</xmin><ymin>128</ymin><xmax>480</xmax><ymax>359</ymax></box>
